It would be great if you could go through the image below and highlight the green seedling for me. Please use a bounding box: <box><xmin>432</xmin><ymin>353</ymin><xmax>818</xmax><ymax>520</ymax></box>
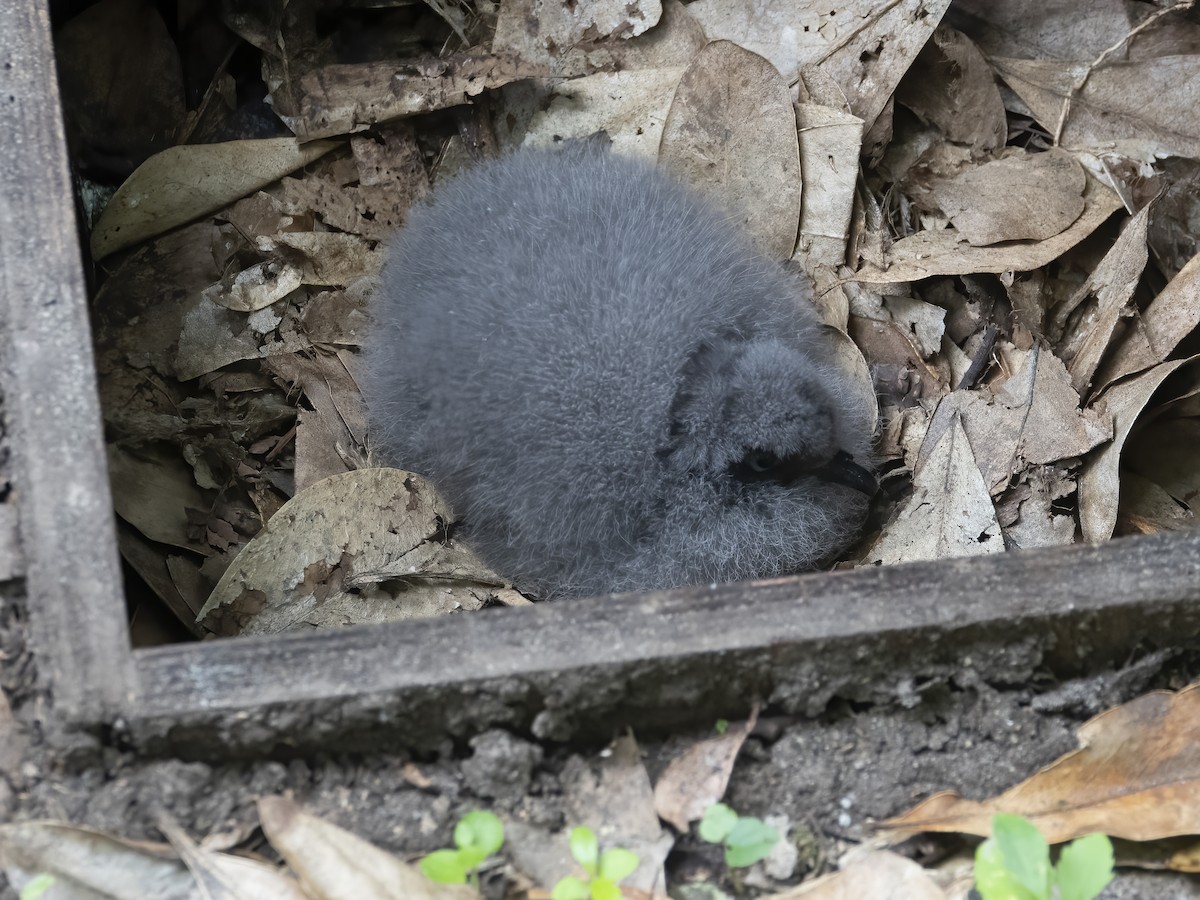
<box><xmin>420</xmin><ymin>810</ymin><xmax>505</xmax><ymax>889</ymax></box>
<box><xmin>974</xmin><ymin>813</ymin><xmax>1114</xmax><ymax>900</ymax></box>
<box><xmin>552</xmin><ymin>826</ymin><xmax>640</xmax><ymax>900</ymax></box>
<box><xmin>698</xmin><ymin>802</ymin><xmax>780</xmax><ymax>869</ymax></box>
<box><xmin>18</xmin><ymin>875</ymin><xmax>56</xmax><ymax>900</ymax></box>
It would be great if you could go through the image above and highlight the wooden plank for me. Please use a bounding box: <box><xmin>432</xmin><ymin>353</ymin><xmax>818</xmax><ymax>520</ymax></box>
<box><xmin>126</xmin><ymin>529</ymin><xmax>1200</xmax><ymax>757</ymax></box>
<box><xmin>0</xmin><ymin>0</ymin><xmax>132</xmax><ymax>721</ymax></box>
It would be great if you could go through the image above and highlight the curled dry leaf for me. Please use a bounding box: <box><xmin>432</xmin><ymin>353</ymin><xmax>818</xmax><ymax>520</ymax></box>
<box><xmin>929</xmin><ymin>149</ymin><xmax>1086</xmax><ymax>246</ymax></box>
<box><xmin>881</xmin><ymin>681</ymin><xmax>1200</xmax><ymax>845</ymax></box>
<box><xmin>824</xmin><ymin>327</ymin><xmax>880</xmax><ymax>435</ymax></box>
<box><xmin>202</xmin><ymin>260</ymin><xmax>304</xmax><ymax>313</ymax></box>
<box><xmin>865</xmin><ymin>413</ymin><xmax>1003</xmax><ymax>565</ymax></box>
<box><xmin>91</xmin><ymin>137</ymin><xmax>338</xmax><ymax>258</ymax></box>
<box><xmin>1053</xmin><ymin>202</ymin><xmax>1151</xmax><ymax>397</ymax></box>
<box><xmin>653</xmin><ymin>707</ymin><xmax>759</xmax><ymax>832</ymax></box>
<box><xmin>1078</xmin><ymin>358</ymin><xmax>1192</xmax><ymax>542</ymax></box>
<box><xmin>157</xmin><ymin>813</ymin><xmax>308</xmax><ymax>900</ymax></box>
<box><xmin>257</xmin><ymin>796</ymin><xmax>477</xmax><ymax>900</ymax></box>
<box><xmin>852</xmin><ymin>175</ymin><xmax>1123</xmax><ymax>282</ymax></box>
<box><xmin>794</xmin><ymin>103</ymin><xmax>863</xmax><ymax>269</ymax></box>
<box><xmin>196</xmin><ymin>468</ymin><xmax>504</xmax><ymax>636</ymax></box>
<box><xmin>660</xmin><ymin>41</ymin><xmax>801</xmax><ymax>260</ymax></box>
<box><xmin>1096</xmin><ymin>250</ymin><xmax>1200</xmax><ymax>388</ymax></box>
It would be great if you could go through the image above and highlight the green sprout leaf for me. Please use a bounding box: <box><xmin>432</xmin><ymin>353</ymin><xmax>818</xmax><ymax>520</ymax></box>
<box><xmin>715</xmin><ymin>719</ymin><xmax>729</xmax><ymax>735</ymax></box>
<box><xmin>592</xmin><ymin>877</ymin><xmax>624</xmax><ymax>900</ymax></box>
<box><xmin>18</xmin><ymin>875</ymin><xmax>56</xmax><ymax>900</ymax></box>
<box><xmin>698</xmin><ymin>803</ymin><xmax>739</xmax><ymax>844</ymax></box>
<box><xmin>723</xmin><ymin>816</ymin><xmax>780</xmax><ymax>868</ymax></box>
<box><xmin>975</xmin><ymin>837</ymin><xmax>1042</xmax><ymax>900</ymax></box>
<box><xmin>569</xmin><ymin>826</ymin><xmax>600</xmax><ymax>876</ymax></box>
<box><xmin>598</xmin><ymin>847</ymin><xmax>640</xmax><ymax>882</ymax></box>
<box><xmin>456</xmin><ymin>809</ymin><xmax>505</xmax><ymax>857</ymax></box>
<box><xmin>992</xmin><ymin>814</ymin><xmax>1052</xmax><ymax>898</ymax></box>
<box><xmin>1055</xmin><ymin>833</ymin><xmax>1115</xmax><ymax>900</ymax></box>
<box><xmin>552</xmin><ymin>875</ymin><xmax>592</xmax><ymax>900</ymax></box>
<box><xmin>420</xmin><ymin>848</ymin><xmax>469</xmax><ymax>884</ymax></box>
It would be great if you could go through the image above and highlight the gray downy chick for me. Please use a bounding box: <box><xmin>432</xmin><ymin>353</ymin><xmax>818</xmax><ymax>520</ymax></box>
<box><xmin>363</xmin><ymin>141</ymin><xmax>876</xmax><ymax>599</ymax></box>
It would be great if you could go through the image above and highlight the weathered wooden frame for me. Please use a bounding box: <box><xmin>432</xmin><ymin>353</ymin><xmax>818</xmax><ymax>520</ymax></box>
<box><xmin>5</xmin><ymin>0</ymin><xmax>1200</xmax><ymax>759</ymax></box>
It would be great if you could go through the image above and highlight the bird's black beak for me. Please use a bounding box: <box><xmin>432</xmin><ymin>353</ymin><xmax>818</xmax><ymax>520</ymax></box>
<box><xmin>816</xmin><ymin>450</ymin><xmax>877</xmax><ymax>496</ymax></box>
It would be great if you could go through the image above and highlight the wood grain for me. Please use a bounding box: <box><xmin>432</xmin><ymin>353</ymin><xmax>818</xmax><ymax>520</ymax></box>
<box><xmin>127</xmin><ymin>530</ymin><xmax>1200</xmax><ymax>756</ymax></box>
<box><xmin>0</xmin><ymin>0</ymin><xmax>132</xmax><ymax>722</ymax></box>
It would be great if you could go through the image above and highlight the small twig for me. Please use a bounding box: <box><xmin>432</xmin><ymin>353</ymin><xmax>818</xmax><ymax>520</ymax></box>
<box><xmin>1052</xmin><ymin>0</ymin><xmax>1195</xmax><ymax>145</ymax></box>
<box><xmin>956</xmin><ymin>324</ymin><xmax>1000</xmax><ymax>391</ymax></box>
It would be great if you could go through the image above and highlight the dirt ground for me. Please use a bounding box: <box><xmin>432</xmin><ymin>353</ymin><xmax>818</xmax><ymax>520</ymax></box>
<box><xmin>4</xmin><ymin>570</ymin><xmax>1200</xmax><ymax>897</ymax></box>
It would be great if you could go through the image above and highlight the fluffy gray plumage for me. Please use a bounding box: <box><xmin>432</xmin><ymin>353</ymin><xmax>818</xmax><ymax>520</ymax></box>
<box><xmin>363</xmin><ymin>142</ymin><xmax>875</xmax><ymax>598</ymax></box>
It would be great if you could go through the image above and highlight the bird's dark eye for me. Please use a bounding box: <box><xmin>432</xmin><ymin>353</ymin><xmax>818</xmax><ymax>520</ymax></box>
<box><xmin>744</xmin><ymin>449</ymin><xmax>782</xmax><ymax>473</ymax></box>
<box><xmin>731</xmin><ymin>448</ymin><xmax>789</xmax><ymax>482</ymax></box>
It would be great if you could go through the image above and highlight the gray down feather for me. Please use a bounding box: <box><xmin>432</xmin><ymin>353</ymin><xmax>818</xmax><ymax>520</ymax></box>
<box><xmin>362</xmin><ymin>141</ymin><xmax>876</xmax><ymax>599</ymax></box>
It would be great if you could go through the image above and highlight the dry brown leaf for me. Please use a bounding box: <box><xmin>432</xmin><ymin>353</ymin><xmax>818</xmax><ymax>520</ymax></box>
<box><xmin>996</xmin><ymin>465</ymin><xmax>1078</xmax><ymax>549</ymax></box>
<box><xmin>261</xmin><ymin>232</ymin><xmax>385</xmax><ymax>286</ymax></box>
<box><xmin>0</xmin><ymin>822</ymin><xmax>195</xmax><ymax>898</ymax></box>
<box><xmin>1054</xmin><ymin>203</ymin><xmax>1151</xmax><ymax>396</ymax></box>
<box><xmin>1096</xmin><ymin>250</ymin><xmax>1200</xmax><ymax>388</ymax></box>
<box><xmin>1078</xmin><ymin>358</ymin><xmax>1191</xmax><ymax>542</ymax></box>
<box><xmin>824</xmin><ymin>327</ymin><xmax>880</xmax><ymax>435</ymax></box>
<box><xmin>929</xmin><ymin>149</ymin><xmax>1086</xmax><ymax>245</ymax></box>
<box><xmin>522</xmin><ymin>68</ymin><xmax>685</xmax><ymax>158</ymax></box>
<box><xmin>687</xmin><ymin>0</ymin><xmax>951</xmax><ymax>132</ymax></box>
<box><xmin>493</xmin><ymin>0</ymin><xmax>663</xmax><ymax>72</ymax></box>
<box><xmin>1125</xmin><ymin>418</ymin><xmax>1200</xmax><ymax>516</ymax></box>
<box><xmin>923</xmin><ymin>344</ymin><xmax>1111</xmax><ymax>496</ymax></box>
<box><xmin>881</xmin><ymin>681</ymin><xmax>1200</xmax><ymax>844</ymax></box>
<box><xmin>1112</xmin><ymin>835</ymin><xmax>1200</xmax><ymax>873</ymax></box>
<box><xmin>1116</xmin><ymin>471</ymin><xmax>1196</xmax><ymax>536</ymax></box>
<box><xmin>267</xmin><ymin>352</ymin><xmax>367</xmax><ymax>492</ymax></box>
<box><xmin>258</xmin><ymin>796</ymin><xmax>477</xmax><ymax>900</ymax></box>
<box><xmin>947</xmin><ymin>0</ymin><xmax>1133</xmax><ymax>60</ymax></box>
<box><xmin>768</xmin><ymin>849</ymin><xmax>948</xmax><ymax>898</ymax></box>
<box><xmin>659</xmin><ymin>41</ymin><xmax>801</xmax><ymax>260</ymax></box>
<box><xmin>653</xmin><ymin>708</ymin><xmax>759</xmax><ymax>832</ymax></box>
<box><xmin>107</xmin><ymin>444</ymin><xmax>213</xmax><ymax>555</ymax></box>
<box><xmin>993</xmin><ymin>55</ymin><xmax>1200</xmax><ymax>159</ymax></box>
<box><xmin>895</xmin><ymin>26</ymin><xmax>1006</xmax><ymax>155</ymax></box>
<box><xmin>197</xmin><ymin>468</ymin><xmax>503</xmax><ymax>636</ymax></box>
<box><xmin>91</xmin><ymin>137</ymin><xmax>338</xmax><ymax>258</ymax></box>
<box><xmin>506</xmin><ymin>735</ymin><xmax>672</xmax><ymax>897</ymax></box>
<box><xmin>116</xmin><ymin>524</ymin><xmax>206</xmax><ymax>637</ymax></box>
<box><xmin>865</xmin><ymin>413</ymin><xmax>1003</xmax><ymax>564</ymax></box>
<box><xmin>202</xmin><ymin>260</ymin><xmax>304</xmax><ymax>313</ymax></box>
<box><xmin>794</xmin><ymin>104</ymin><xmax>863</xmax><ymax>269</ymax></box>
<box><xmin>274</xmin><ymin>128</ymin><xmax>430</xmax><ymax>241</ymax></box>
<box><xmin>157</xmin><ymin>814</ymin><xmax>308</xmax><ymax>900</ymax></box>
<box><xmin>277</xmin><ymin>53</ymin><xmax>545</xmax><ymax>142</ymax></box>
<box><xmin>852</xmin><ymin>176</ymin><xmax>1123</xmax><ymax>282</ymax></box>
<box><xmin>175</xmin><ymin>294</ymin><xmax>281</xmax><ymax>381</ymax></box>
